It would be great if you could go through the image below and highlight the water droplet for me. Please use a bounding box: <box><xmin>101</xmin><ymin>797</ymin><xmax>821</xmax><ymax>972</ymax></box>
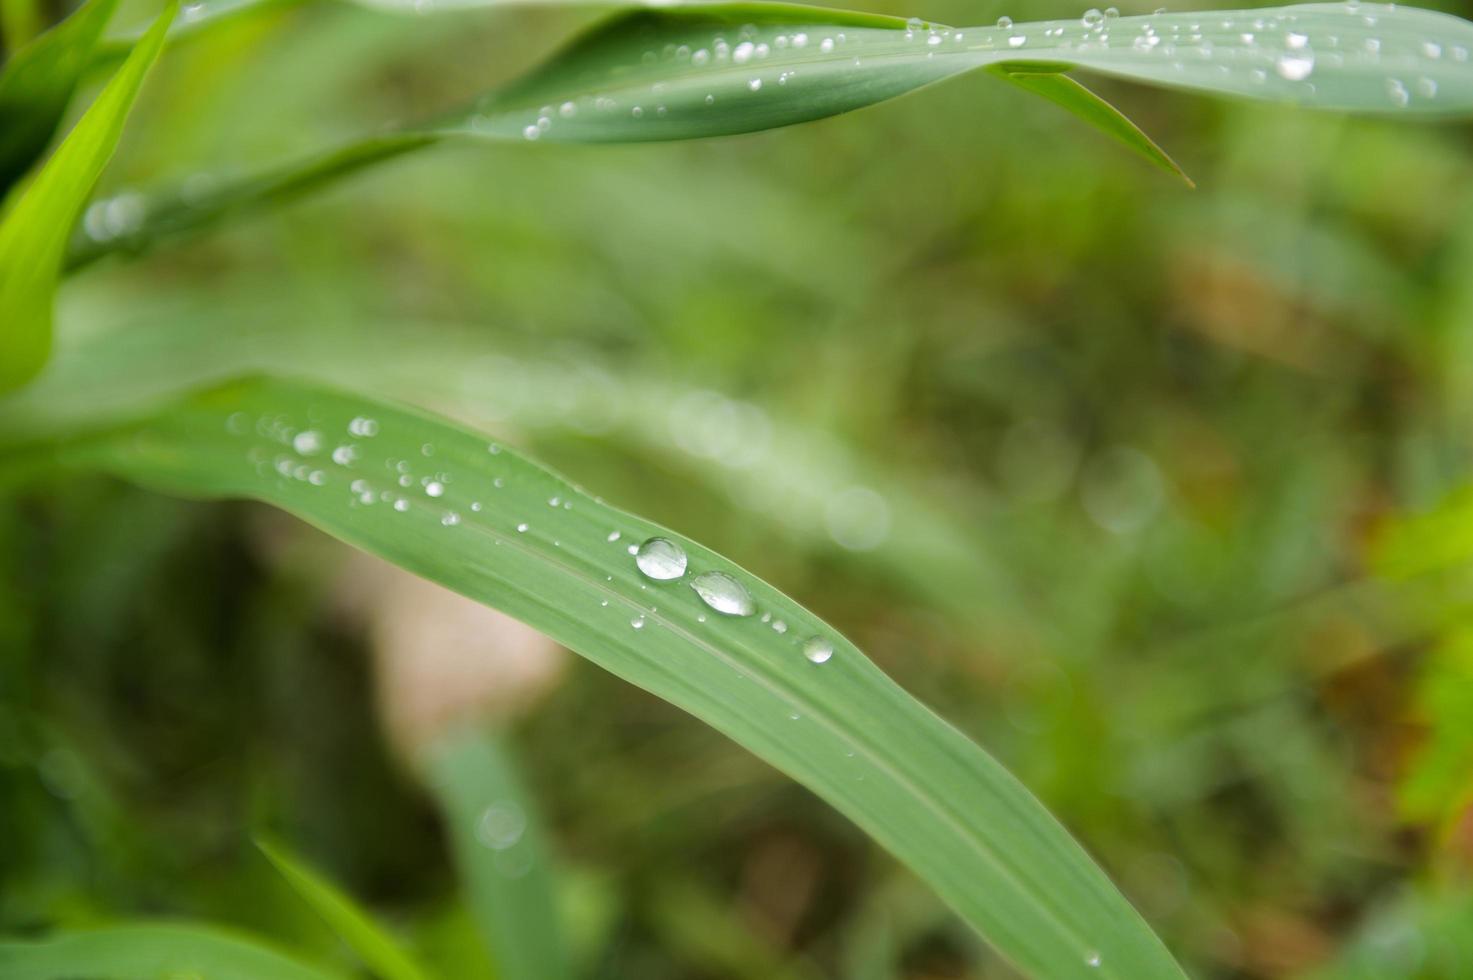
<box><xmin>635</xmin><ymin>537</ymin><xmax>688</xmax><ymax>580</ymax></box>
<box><xmin>331</xmin><ymin>445</ymin><xmax>356</xmax><ymax>465</ymax></box>
<box><xmin>803</xmin><ymin>637</ymin><xmax>834</xmax><ymax>663</ymax></box>
<box><xmin>690</xmin><ymin>571</ymin><xmax>755</xmax><ymax>616</ymax></box>
<box><xmin>927</xmin><ymin>33</ymin><xmax>943</xmax><ymax>46</ymax></box>
<box><xmin>522</xmin><ymin>124</ymin><xmax>540</xmax><ymax>140</ymax></box>
<box><xmin>394</xmin><ymin>499</ymin><xmax>410</xmax><ymax>512</ymax></box>
<box><xmin>733</xmin><ymin>40</ymin><xmax>754</xmax><ymax>63</ymax></box>
<box><xmin>1275</xmin><ymin>49</ymin><xmax>1314</xmax><ymax>80</ymax></box>
<box><xmin>517</xmin><ymin>522</ymin><xmax>529</xmax><ymax>532</ymax></box>
<box><xmin>748</xmin><ymin>77</ymin><xmax>762</xmax><ymax>91</ymax></box>
<box><xmin>292</xmin><ymin>430</ymin><xmax>322</xmax><ymax>455</ymax></box>
<box><xmin>1008</xmin><ymin>33</ymin><xmax>1026</xmax><ymax>47</ymax></box>
<box><xmin>996</xmin><ymin>15</ymin><xmax>1013</xmax><ymax>27</ymax></box>
<box><xmin>476</xmin><ymin>802</ymin><xmax>526</xmax><ymax>849</ymax></box>
<box><xmin>1387</xmin><ymin>76</ymin><xmax>1410</xmax><ymax>106</ymax></box>
<box><xmin>559</xmin><ymin>100</ymin><xmax>577</xmax><ymax>117</ymax></box>
<box><xmin>631</xmin><ymin>614</ymin><xmax>646</xmax><ymax>629</ymax></box>
<box><xmin>792</xmin><ymin>31</ymin><xmax>809</xmax><ymax>47</ymax></box>
<box><xmin>772</xmin><ymin>619</ymin><xmax>788</xmax><ymax>634</ymax></box>
<box><xmin>1086</xmin><ymin>952</ymin><xmax>1102</xmax><ymax>968</ymax></box>
<box><xmin>1104</xmin><ymin>5</ymin><xmax>1119</xmax><ymax>18</ymax></box>
<box><xmin>442</xmin><ymin>511</ymin><xmax>461</xmax><ymax>526</ymax></box>
<box><xmin>607</xmin><ymin>530</ymin><xmax>622</xmax><ymax>542</ymax></box>
<box><xmin>425</xmin><ymin>481</ymin><xmax>445</xmax><ymax>497</ymax></box>
<box><xmin>1082</xmin><ymin>8</ymin><xmax>1104</xmax><ymax>29</ymax></box>
<box><xmin>819</xmin><ymin>36</ymin><xmax>834</xmax><ymax>52</ymax></box>
<box><xmin>1285</xmin><ymin>30</ymin><xmax>1308</xmax><ymax>48</ymax></box>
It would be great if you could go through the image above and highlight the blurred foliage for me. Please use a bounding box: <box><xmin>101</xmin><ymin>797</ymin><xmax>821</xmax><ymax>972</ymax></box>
<box><xmin>5</xmin><ymin>0</ymin><xmax>1473</xmax><ymax>977</ymax></box>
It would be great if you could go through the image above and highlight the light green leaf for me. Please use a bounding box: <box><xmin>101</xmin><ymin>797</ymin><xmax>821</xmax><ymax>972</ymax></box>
<box><xmin>0</xmin><ymin>923</ymin><xmax>351</xmax><ymax>980</ymax></box>
<box><xmin>991</xmin><ymin>65</ymin><xmax>1193</xmax><ymax>186</ymax></box>
<box><xmin>421</xmin><ymin>727</ymin><xmax>570</xmax><ymax>980</ymax></box>
<box><xmin>256</xmin><ymin>836</ymin><xmax>436</xmax><ymax>980</ymax></box>
<box><xmin>59</xmin><ymin>375</ymin><xmax>1185</xmax><ymax>980</ymax></box>
<box><xmin>0</xmin><ymin>0</ymin><xmax>119</xmax><ymax>192</ymax></box>
<box><xmin>64</xmin><ymin>2</ymin><xmax>1473</xmax><ymax>268</ymax></box>
<box><xmin>0</xmin><ymin>2</ymin><xmax>172</xmax><ymax>393</ymax></box>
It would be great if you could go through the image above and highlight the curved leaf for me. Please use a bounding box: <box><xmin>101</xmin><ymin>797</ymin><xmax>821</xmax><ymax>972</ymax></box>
<box><xmin>64</xmin><ymin>2</ymin><xmax>1473</xmax><ymax>268</ymax></box>
<box><xmin>58</xmin><ymin>375</ymin><xmax>1185</xmax><ymax>980</ymax></box>
<box><xmin>256</xmin><ymin>837</ymin><xmax>436</xmax><ymax>980</ymax></box>
<box><xmin>0</xmin><ymin>3</ymin><xmax>172</xmax><ymax>393</ymax></box>
<box><xmin>0</xmin><ymin>923</ymin><xmax>351</xmax><ymax>980</ymax></box>
<box><xmin>0</xmin><ymin>0</ymin><xmax>120</xmax><ymax>192</ymax></box>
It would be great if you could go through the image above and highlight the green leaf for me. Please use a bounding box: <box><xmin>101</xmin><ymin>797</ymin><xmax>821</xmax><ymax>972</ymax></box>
<box><xmin>60</xmin><ymin>375</ymin><xmax>1186</xmax><ymax>980</ymax></box>
<box><xmin>256</xmin><ymin>836</ymin><xmax>436</xmax><ymax>980</ymax></box>
<box><xmin>63</xmin><ymin>2</ymin><xmax>1473</xmax><ymax>268</ymax></box>
<box><xmin>0</xmin><ymin>923</ymin><xmax>351</xmax><ymax>980</ymax></box>
<box><xmin>991</xmin><ymin>65</ymin><xmax>1193</xmax><ymax>187</ymax></box>
<box><xmin>421</xmin><ymin>727</ymin><xmax>571</xmax><ymax>980</ymax></box>
<box><xmin>0</xmin><ymin>2</ymin><xmax>171</xmax><ymax>394</ymax></box>
<box><xmin>0</xmin><ymin>0</ymin><xmax>121</xmax><ymax>193</ymax></box>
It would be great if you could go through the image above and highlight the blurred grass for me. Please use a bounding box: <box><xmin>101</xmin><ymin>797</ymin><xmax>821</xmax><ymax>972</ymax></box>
<box><xmin>5</xmin><ymin>0</ymin><xmax>1473</xmax><ymax>977</ymax></box>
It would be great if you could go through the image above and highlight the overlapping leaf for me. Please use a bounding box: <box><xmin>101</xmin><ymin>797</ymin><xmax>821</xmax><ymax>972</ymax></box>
<box><xmin>0</xmin><ymin>4</ymin><xmax>172</xmax><ymax>393</ymax></box>
<box><xmin>67</xmin><ymin>2</ymin><xmax>1473</xmax><ymax>267</ymax></box>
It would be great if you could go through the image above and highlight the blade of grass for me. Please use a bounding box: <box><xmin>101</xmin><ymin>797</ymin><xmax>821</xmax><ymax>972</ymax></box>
<box><xmin>62</xmin><ymin>2</ymin><xmax>1473</xmax><ymax>267</ymax></box>
<box><xmin>0</xmin><ymin>2</ymin><xmax>172</xmax><ymax>393</ymax></box>
<box><xmin>0</xmin><ymin>0</ymin><xmax>121</xmax><ymax>193</ymax></box>
<box><xmin>991</xmin><ymin>65</ymin><xmax>1193</xmax><ymax>187</ymax></box>
<box><xmin>256</xmin><ymin>836</ymin><xmax>437</xmax><ymax>980</ymax></box>
<box><xmin>0</xmin><ymin>923</ymin><xmax>352</xmax><ymax>980</ymax></box>
<box><xmin>54</xmin><ymin>374</ymin><xmax>1186</xmax><ymax>980</ymax></box>
<box><xmin>420</xmin><ymin>726</ymin><xmax>570</xmax><ymax>980</ymax></box>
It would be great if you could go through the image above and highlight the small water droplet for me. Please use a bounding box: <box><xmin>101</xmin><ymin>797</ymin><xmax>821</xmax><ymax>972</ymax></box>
<box><xmin>517</xmin><ymin>522</ymin><xmax>529</xmax><ymax>532</ymax></box>
<box><xmin>748</xmin><ymin>77</ymin><xmax>762</xmax><ymax>91</ymax></box>
<box><xmin>1082</xmin><ymin>8</ymin><xmax>1104</xmax><ymax>29</ymax></box>
<box><xmin>927</xmin><ymin>32</ymin><xmax>942</xmax><ymax>46</ymax></box>
<box><xmin>394</xmin><ymin>499</ymin><xmax>410</xmax><ymax>512</ymax></box>
<box><xmin>425</xmin><ymin>481</ymin><xmax>445</xmax><ymax>497</ymax></box>
<box><xmin>1285</xmin><ymin>30</ymin><xmax>1308</xmax><ymax>48</ymax></box>
<box><xmin>292</xmin><ymin>430</ymin><xmax>322</xmax><ymax>455</ymax></box>
<box><xmin>630</xmin><ymin>614</ymin><xmax>646</xmax><ymax>629</ymax></box>
<box><xmin>635</xmin><ymin>537</ymin><xmax>688</xmax><ymax>581</ymax></box>
<box><xmin>690</xmin><ymin>571</ymin><xmax>755</xmax><ymax>616</ymax></box>
<box><xmin>996</xmin><ymin>15</ymin><xmax>1013</xmax><ymax>27</ymax></box>
<box><xmin>819</xmin><ymin>36</ymin><xmax>834</xmax><ymax>52</ymax></box>
<box><xmin>1387</xmin><ymin>76</ymin><xmax>1410</xmax><ymax>106</ymax></box>
<box><xmin>607</xmin><ymin>530</ymin><xmax>622</xmax><ymax>542</ymax></box>
<box><xmin>772</xmin><ymin>619</ymin><xmax>788</xmax><ymax>634</ymax></box>
<box><xmin>1008</xmin><ymin>33</ymin><xmax>1026</xmax><ymax>47</ymax></box>
<box><xmin>1086</xmin><ymin>952</ymin><xmax>1102</xmax><ymax>968</ymax></box>
<box><xmin>477</xmin><ymin>802</ymin><xmax>526</xmax><ymax>849</ymax></box>
<box><xmin>1275</xmin><ymin>49</ymin><xmax>1314</xmax><ymax>80</ymax></box>
<box><xmin>442</xmin><ymin>511</ymin><xmax>461</xmax><ymax>526</ymax></box>
<box><xmin>803</xmin><ymin>637</ymin><xmax>834</xmax><ymax>663</ymax></box>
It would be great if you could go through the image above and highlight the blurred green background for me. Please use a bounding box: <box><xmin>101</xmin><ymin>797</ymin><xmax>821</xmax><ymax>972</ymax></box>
<box><xmin>4</xmin><ymin>0</ymin><xmax>1473</xmax><ymax>976</ymax></box>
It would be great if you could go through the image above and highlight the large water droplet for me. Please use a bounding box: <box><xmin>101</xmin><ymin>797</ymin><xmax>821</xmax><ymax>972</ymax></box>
<box><xmin>690</xmin><ymin>571</ymin><xmax>755</xmax><ymax>616</ymax></box>
<box><xmin>803</xmin><ymin>637</ymin><xmax>834</xmax><ymax>663</ymax></box>
<box><xmin>635</xmin><ymin>537</ymin><xmax>688</xmax><ymax>580</ymax></box>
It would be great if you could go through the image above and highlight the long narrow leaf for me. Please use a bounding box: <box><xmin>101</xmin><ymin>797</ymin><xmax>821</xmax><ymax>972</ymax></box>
<box><xmin>0</xmin><ymin>0</ymin><xmax>120</xmax><ymax>192</ymax></box>
<box><xmin>59</xmin><ymin>375</ymin><xmax>1185</xmax><ymax>980</ymax></box>
<box><xmin>0</xmin><ymin>3</ymin><xmax>172</xmax><ymax>393</ymax></box>
<box><xmin>0</xmin><ymin>923</ymin><xmax>351</xmax><ymax>980</ymax></box>
<box><xmin>64</xmin><ymin>2</ymin><xmax>1473</xmax><ymax>267</ymax></box>
<box><xmin>421</xmin><ymin>726</ymin><xmax>570</xmax><ymax>980</ymax></box>
<box><xmin>256</xmin><ymin>836</ymin><xmax>436</xmax><ymax>980</ymax></box>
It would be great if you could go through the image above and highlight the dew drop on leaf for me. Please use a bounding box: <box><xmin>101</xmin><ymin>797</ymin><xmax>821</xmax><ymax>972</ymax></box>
<box><xmin>690</xmin><ymin>571</ymin><xmax>755</xmax><ymax>616</ymax></box>
<box><xmin>635</xmin><ymin>537</ymin><xmax>688</xmax><ymax>581</ymax></box>
<box><xmin>803</xmin><ymin>637</ymin><xmax>834</xmax><ymax>663</ymax></box>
